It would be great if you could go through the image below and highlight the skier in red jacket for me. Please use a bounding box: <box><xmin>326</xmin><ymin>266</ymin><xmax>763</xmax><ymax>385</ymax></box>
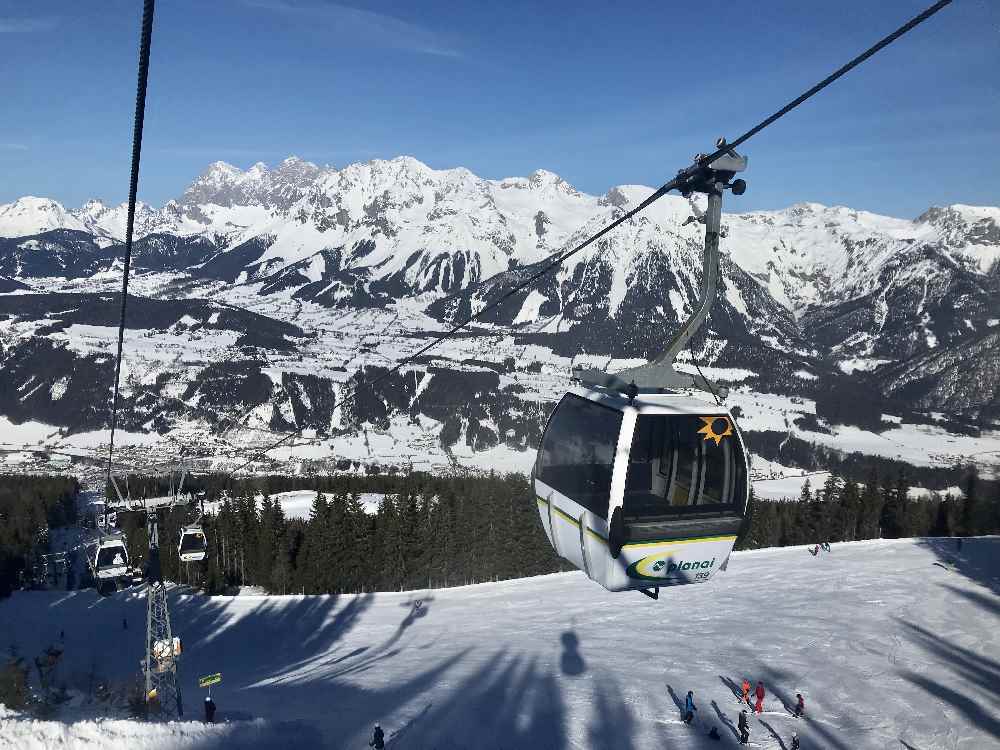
<box><xmin>754</xmin><ymin>681</ymin><xmax>765</xmax><ymax>714</ymax></box>
<box><xmin>794</xmin><ymin>692</ymin><xmax>805</xmax><ymax>718</ymax></box>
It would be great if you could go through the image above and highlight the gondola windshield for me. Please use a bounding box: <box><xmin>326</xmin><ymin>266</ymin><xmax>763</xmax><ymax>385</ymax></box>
<box><xmin>536</xmin><ymin>394</ymin><xmax>622</xmax><ymax>519</ymax></box>
<box><xmin>97</xmin><ymin>545</ymin><xmax>126</xmax><ymax>568</ymax></box>
<box><xmin>623</xmin><ymin>414</ymin><xmax>745</xmax><ymax>520</ymax></box>
<box><xmin>179</xmin><ymin>531</ymin><xmax>205</xmax><ymax>554</ymax></box>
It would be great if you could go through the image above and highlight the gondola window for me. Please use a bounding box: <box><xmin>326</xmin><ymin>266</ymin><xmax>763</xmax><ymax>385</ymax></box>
<box><xmin>536</xmin><ymin>395</ymin><xmax>622</xmax><ymax>519</ymax></box>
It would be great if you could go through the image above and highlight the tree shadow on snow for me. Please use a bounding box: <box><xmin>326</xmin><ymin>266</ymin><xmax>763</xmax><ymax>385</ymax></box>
<box><xmin>758</xmin><ymin>718</ymin><xmax>787</xmax><ymax>750</ymax></box>
<box><xmin>587</xmin><ymin>675</ymin><xmax>637</xmax><ymax>750</ymax></box>
<box><xmin>917</xmin><ymin>537</ymin><xmax>1000</xmax><ymax>597</ymax></box>
<box><xmin>938</xmin><ymin>583</ymin><xmax>1000</xmax><ymax>618</ymax></box>
<box><xmin>375</xmin><ymin>648</ymin><xmax>569</xmax><ymax>749</ymax></box>
<box><xmin>242</xmin><ymin>595</ymin><xmax>436</xmax><ymax>687</ymax></box>
<box><xmin>2</xmin><ymin>588</ymin><xmax>478</xmax><ymax>749</ymax></box>
<box><xmin>666</xmin><ymin>683</ymin><xmax>686</xmax><ymax>720</ymax></box>
<box><xmin>391</xmin><ymin>596</ymin><xmax>433</xmax><ymax>643</ymax></box>
<box><xmin>718</xmin><ymin>674</ymin><xmax>744</xmax><ymax>702</ymax></box>
<box><xmin>897</xmin><ymin>618</ymin><xmax>1000</xmax><ymax>740</ymax></box>
<box><xmin>710</xmin><ymin>699</ymin><xmax>739</xmax><ymax>740</ymax></box>
<box><xmin>386</xmin><ymin>701</ymin><xmax>433</xmax><ymax>747</ymax></box>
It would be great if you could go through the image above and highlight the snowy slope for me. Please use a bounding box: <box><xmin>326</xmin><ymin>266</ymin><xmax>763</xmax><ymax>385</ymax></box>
<box><xmin>1</xmin><ymin>537</ymin><xmax>997</xmax><ymax>749</ymax></box>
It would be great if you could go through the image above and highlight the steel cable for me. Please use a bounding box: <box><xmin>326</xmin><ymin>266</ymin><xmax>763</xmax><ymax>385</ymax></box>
<box><xmin>106</xmin><ymin>0</ymin><xmax>155</xmax><ymax>486</ymax></box>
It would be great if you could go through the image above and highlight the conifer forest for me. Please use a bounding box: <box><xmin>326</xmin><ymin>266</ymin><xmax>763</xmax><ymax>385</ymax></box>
<box><xmin>4</xmin><ymin>467</ymin><xmax>996</xmax><ymax>599</ymax></box>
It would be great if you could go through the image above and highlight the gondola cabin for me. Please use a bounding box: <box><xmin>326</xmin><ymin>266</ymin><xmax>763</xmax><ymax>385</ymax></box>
<box><xmin>177</xmin><ymin>525</ymin><xmax>207</xmax><ymax>562</ymax></box>
<box><xmin>533</xmin><ymin>386</ymin><xmax>750</xmax><ymax>594</ymax></box>
<box><xmin>92</xmin><ymin>531</ymin><xmax>130</xmax><ymax>580</ymax></box>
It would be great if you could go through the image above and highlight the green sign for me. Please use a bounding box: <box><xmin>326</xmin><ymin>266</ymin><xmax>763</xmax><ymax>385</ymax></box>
<box><xmin>198</xmin><ymin>673</ymin><xmax>222</xmax><ymax>688</ymax></box>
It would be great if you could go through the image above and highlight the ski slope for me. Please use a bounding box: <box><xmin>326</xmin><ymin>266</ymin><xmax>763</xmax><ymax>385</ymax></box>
<box><xmin>1</xmin><ymin>538</ymin><xmax>997</xmax><ymax>749</ymax></box>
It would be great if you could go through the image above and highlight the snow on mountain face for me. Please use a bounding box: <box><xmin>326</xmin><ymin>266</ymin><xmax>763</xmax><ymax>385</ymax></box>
<box><xmin>0</xmin><ymin>197</ymin><xmax>89</xmax><ymax>238</ymax></box>
<box><xmin>916</xmin><ymin>204</ymin><xmax>1000</xmax><ymax>272</ymax></box>
<box><xmin>3</xmin><ymin>158</ymin><xmax>994</xmax><ymax>314</ymax></box>
<box><xmin>1</xmin><ymin>156</ymin><xmax>999</xmax><ymax>474</ymax></box>
<box><xmin>70</xmin><ymin>199</ymin><xmax>164</xmax><ymax>241</ymax></box>
<box><xmin>180</xmin><ymin>156</ymin><xmax>323</xmax><ymax>210</ymax></box>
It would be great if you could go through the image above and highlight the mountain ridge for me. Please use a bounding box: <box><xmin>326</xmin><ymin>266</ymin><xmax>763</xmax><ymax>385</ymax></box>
<box><xmin>0</xmin><ymin>156</ymin><xmax>997</xmax><ymax>476</ymax></box>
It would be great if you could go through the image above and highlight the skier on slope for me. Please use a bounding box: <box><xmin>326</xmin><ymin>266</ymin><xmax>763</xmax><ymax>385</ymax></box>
<box><xmin>738</xmin><ymin>709</ymin><xmax>750</xmax><ymax>745</ymax></box>
<box><xmin>369</xmin><ymin>722</ymin><xmax>385</xmax><ymax>749</ymax></box>
<box><xmin>794</xmin><ymin>692</ymin><xmax>805</xmax><ymax>718</ymax></box>
<box><xmin>790</xmin><ymin>731</ymin><xmax>800</xmax><ymax>749</ymax></box>
<box><xmin>204</xmin><ymin>695</ymin><xmax>216</xmax><ymax>723</ymax></box>
<box><xmin>754</xmin><ymin>680</ymin><xmax>765</xmax><ymax>714</ymax></box>
<box><xmin>684</xmin><ymin>690</ymin><xmax>697</xmax><ymax>724</ymax></box>
<box><xmin>741</xmin><ymin>678</ymin><xmax>751</xmax><ymax>705</ymax></box>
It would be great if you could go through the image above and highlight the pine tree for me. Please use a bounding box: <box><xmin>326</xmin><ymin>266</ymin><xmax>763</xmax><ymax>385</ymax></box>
<box><xmin>295</xmin><ymin>490</ymin><xmax>330</xmax><ymax>593</ymax></box>
<box><xmin>325</xmin><ymin>492</ymin><xmax>350</xmax><ymax>593</ymax></box>
<box><xmin>270</xmin><ymin>505</ymin><xmax>292</xmax><ymax>596</ymax></box>
<box><xmin>858</xmin><ymin>468</ymin><xmax>883</xmax><ymax>540</ymax></box>
<box><xmin>990</xmin><ymin>483</ymin><xmax>1000</xmax><ymax>535</ymax></box>
<box><xmin>894</xmin><ymin>471</ymin><xmax>912</xmax><ymax>537</ymax></box>
<box><xmin>911</xmin><ymin>495</ymin><xmax>935</xmax><ymax>536</ymax></box>
<box><xmin>839</xmin><ymin>480</ymin><xmax>861</xmax><ymax>542</ymax></box>
<box><xmin>799</xmin><ymin>479</ymin><xmax>813</xmax><ymax>504</ymax></box>
<box><xmin>880</xmin><ymin>473</ymin><xmax>904</xmax><ymax>538</ymax></box>
<box><xmin>341</xmin><ymin>493</ymin><xmax>367</xmax><ymax>593</ymax></box>
<box><xmin>257</xmin><ymin>495</ymin><xmax>276</xmax><ymax>583</ymax></box>
<box><xmin>930</xmin><ymin>496</ymin><xmax>953</xmax><ymax>537</ymax></box>
<box><xmin>960</xmin><ymin>467</ymin><xmax>980</xmax><ymax>536</ymax></box>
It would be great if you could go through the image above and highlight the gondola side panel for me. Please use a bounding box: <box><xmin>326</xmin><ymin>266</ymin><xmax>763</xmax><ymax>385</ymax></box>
<box><xmin>539</xmin><ymin>483</ymin><xmax>589</xmax><ymax>573</ymax></box>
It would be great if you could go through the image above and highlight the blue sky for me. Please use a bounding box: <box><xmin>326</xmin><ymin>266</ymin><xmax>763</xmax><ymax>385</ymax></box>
<box><xmin>2</xmin><ymin>0</ymin><xmax>997</xmax><ymax>218</ymax></box>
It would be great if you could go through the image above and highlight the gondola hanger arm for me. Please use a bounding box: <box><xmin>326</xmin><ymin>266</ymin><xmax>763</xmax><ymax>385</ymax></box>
<box><xmin>574</xmin><ymin>140</ymin><xmax>748</xmax><ymax>398</ymax></box>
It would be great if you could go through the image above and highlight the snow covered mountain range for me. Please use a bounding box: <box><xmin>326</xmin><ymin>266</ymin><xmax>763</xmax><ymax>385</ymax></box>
<box><xmin>1</xmin><ymin>156</ymin><xmax>998</xmax><ymax>478</ymax></box>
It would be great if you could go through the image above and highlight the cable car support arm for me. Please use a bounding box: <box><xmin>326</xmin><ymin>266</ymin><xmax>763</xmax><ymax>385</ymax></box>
<box><xmin>575</xmin><ymin>141</ymin><xmax>748</xmax><ymax>397</ymax></box>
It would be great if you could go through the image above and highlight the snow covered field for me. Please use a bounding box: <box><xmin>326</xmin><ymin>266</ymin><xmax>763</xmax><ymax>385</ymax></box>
<box><xmin>1</xmin><ymin>537</ymin><xmax>997</xmax><ymax>749</ymax></box>
<box><xmin>203</xmin><ymin>491</ymin><xmax>386</xmax><ymax>519</ymax></box>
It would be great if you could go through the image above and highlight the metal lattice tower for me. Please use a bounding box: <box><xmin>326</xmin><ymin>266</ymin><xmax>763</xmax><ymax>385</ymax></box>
<box><xmin>144</xmin><ymin>509</ymin><xmax>183</xmax><ymax>719</ymax></box>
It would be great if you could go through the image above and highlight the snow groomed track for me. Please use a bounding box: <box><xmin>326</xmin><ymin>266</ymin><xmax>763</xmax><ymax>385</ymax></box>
<box><xmin>1</xmin><ymin>537</ymin><xmax>997</xmax><ymax>749</ymax></box>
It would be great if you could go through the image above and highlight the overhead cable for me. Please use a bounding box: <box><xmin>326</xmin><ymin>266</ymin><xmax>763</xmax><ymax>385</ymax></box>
<box><xmin>106</xmin><ymin>0</ymin><xmax>156</xmax><ymax>487</ymax></box>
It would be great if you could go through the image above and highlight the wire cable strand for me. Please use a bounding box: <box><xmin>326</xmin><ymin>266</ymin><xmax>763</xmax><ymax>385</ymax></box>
<box><xmin>106</xmin><ymin>0</ymin><xmax>155</xmax><ymax>487</ymax></box>
<box><xmin>224</xmin><ymin>0</ymin><xmax>953</xmax><ymax>474</ymax></box>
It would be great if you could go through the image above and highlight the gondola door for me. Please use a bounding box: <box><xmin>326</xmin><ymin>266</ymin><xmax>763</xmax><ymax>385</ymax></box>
<box><xmin>535</xmin><ymin>393</ymin><xmax>624</xmax><ymax>578</ymax></box>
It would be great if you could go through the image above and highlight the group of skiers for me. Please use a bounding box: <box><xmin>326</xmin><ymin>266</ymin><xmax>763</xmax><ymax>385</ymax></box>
<box><xmin>361</xmin><ymin>681</ymin><xmax>806</xmax><ymax>747</ymax></box>
<box><xmin>683</xmin><ymin>679</ymin><xmax>805</xmax><ymax>746</ymax></box>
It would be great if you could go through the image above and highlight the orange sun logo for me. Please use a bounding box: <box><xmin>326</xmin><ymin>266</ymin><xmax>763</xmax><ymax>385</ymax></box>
<box><xmin>697</xmin><ymin>416</ymin><xmax>733</xmax><ymax>446</ymax></box>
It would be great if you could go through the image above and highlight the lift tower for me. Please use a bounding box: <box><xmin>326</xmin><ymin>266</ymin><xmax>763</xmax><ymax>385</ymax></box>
<box><xmin>143</xmin><ymin>503</ymin><xmax>182</xmax><ymax>719</ymax></box>
<box><xmin>112</xmin><ymin>472</ymin><xmax>185</xmax><ymax>720</ymax></box>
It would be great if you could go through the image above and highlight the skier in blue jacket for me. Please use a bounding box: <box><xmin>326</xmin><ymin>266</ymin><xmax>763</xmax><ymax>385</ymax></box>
<box><xmin>684</xmin><ymin>691</ymin><xmax>697</xmax><ymax>724</ymax></box>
